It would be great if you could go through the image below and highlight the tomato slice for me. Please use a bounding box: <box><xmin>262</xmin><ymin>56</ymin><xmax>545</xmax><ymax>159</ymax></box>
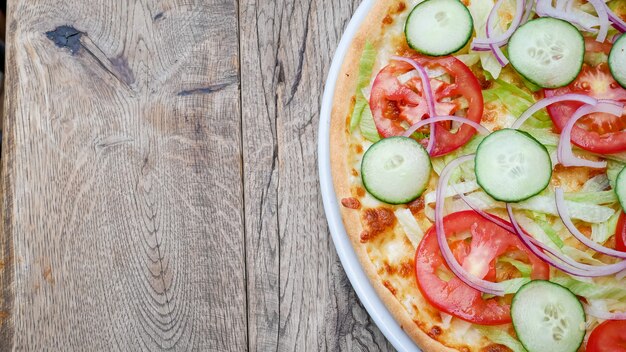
<box><xmin>415</xmin><ymin>211</ymin><xmax>549</xmax><ymax>325</ymax></box>
<box><xmin>616</xmin><ymin>212</ymin><xmax>626</xmax><ymax>252</ymax></box>
<box><xmin>545</xmin><ymin>40</ymin><xmax>626</xmax><ymax>154</ymax></box>
<box><xmin>586</xmin><ymin>320</ymin><xmax>626</xmax><ymax>352</ymax></box>
<box><xmin>369</xmin><ymin>56</ymin><xmax>484</xmax><ymax>157</ymax></box>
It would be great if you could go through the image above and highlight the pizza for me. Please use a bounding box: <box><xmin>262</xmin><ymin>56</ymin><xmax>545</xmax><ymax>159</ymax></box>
<box><xmin>329</xmin><ymin>0</ymin><xmax>626</xmax><ymax>351</ymax></box>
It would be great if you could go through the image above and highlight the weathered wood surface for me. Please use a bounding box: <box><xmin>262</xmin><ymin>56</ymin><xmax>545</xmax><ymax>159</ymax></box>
<box><xmin>0</xmin><ymin>0</ymin><xmax>393</xmax><ymax>350</ymax></box>
<box><xmin>240</xmin><ymin>0</ymin><xmax>393</xmax><ymax>351</ymax></box>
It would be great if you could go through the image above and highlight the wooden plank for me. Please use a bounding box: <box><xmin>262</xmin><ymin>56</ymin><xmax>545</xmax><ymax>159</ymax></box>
<box><xmin>240</xmin><ymin>0</ymin><xmax>394</xmax><ymax>350</ymax></box>
<box><xmin>1</xmin><ymin>0</ymin><xmax>246</xmax><ymax>349</ymax></box>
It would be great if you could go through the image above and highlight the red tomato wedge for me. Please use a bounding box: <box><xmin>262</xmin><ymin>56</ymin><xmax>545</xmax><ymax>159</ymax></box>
<box><xmin>415</xmin><ymin>211</ymin><xmax>549</xmax><ymax>325</ymax></box>
<box><xmin>369</xmin><ymin>56</ymin><xmax>484</xmax><ymax>157</ymax></box>
<box><xmin>586</xmin><ymin>320</ymin><xmax>626</xmax><ymax>352</ymax></box>
<box><xmin>545</xmin><ymin>38</ymin><xmax>626</xmax><ymax>154</ymax></box>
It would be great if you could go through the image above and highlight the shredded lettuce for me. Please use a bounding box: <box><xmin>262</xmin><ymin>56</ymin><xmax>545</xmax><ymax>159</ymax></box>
<box><xmin>565</xmin><ymin>191</ymin><xmax>618</xmax><ymax>205</ymax></box>
<box><xmin>500</xmin><ymin>278</ymin><xmax>531</xmax><ymax>293</ymax></box>
<box><xmin>585</xmin><ymin>51</ymin><xmax>609</xmax><ymax>66</ymax></box>
<box><xmin>609</xmin><ymin>0</ymin><xmax>626</xmax><ymax>25</ymax></box>
<box><xmin>350</xmin><ymin>42</ymin><xmax>377</xmax><ymax>133</ymax></box>
<box><xmin>455</xmin><ymin>53</ymin><xmax>481</xmax><ymax>67</ymax></box>
<box><xmin>608</xmin><ymin>160</ymin><xmax>625</xmax><ymax>189</ymax></box>
<box><xmin>514</xmin><ymin>195</ymin><xmax>615</xmax><ymax>223</ymax></box>
<box><xmin>431</xmin><ymin>135</ymin><xmax>484</xmax><ymax>178</ymax></box>
<box><xmin>585</xmin><ymin>298</ymin><xmax>626</xmax><ymax>332</ymax></box>
<box><xmin>394</xmin><ymin>208</ymin><xmax>423</xmax><ymax>248</ymax></box>
<box><xmin>493</xmin><ymin>79</ymin><xmax>536</xmax><ymax>105</ymax></box>
<box><xmin>562</xmin><ymin>246</ymin><xmax>608</xmax><ymax>266</ymax></box>
<box><xmin>609</xmin><ymin>0</ymin><xmax>626</xmax><ymax>14</ymax></box>
<box><xmin>583</xmin><ymin>174</ymin><xmax>611</xmax><ymax>192</ymax></box>
<box><xmin>483</xmin><ymin>80</ymin><xmax>552</xmax><ymax>129</ymax></box>
<box><xmin>521</xmin><ymin>76</ymin><xmax>541</xmax><ymax>92</ymax></box>
<box><xmin>522</xmin><ymin>128</ymin><xmax>560</xmax><ymax>147</ymax></box>
<box><xmin>514</xmin><ymin>213</ymin><xmax>565</xmax><ymax>250</ymax></box>
<box><xmin>482</xmin><ymin>278</ymin><xmax>531</xmax><ymax>300</ymax></box>
<box><xmin>466</xmin><ymin>0</ymin><xmax>503</xmax><ymax>79</ymax></box>
<box><xmin>359</xmin><ymin>107</ymin><xmax>381</xmax><ymax>142</ymax></box>
<box><xmin>587</xmin><ymin>298</ymin><xmax>626</xmax><ymax>323</ymax></box>
<box><xmin>425</xmin><ymin>181</ymin><xmax>483</xmax><ymax>221</ymax></box>
<box><xmin>431</xmin><ymin>158</ymin><xmax>447</xmax><ymax>177</ymax></box>
<box><xmin>498</xmin><ymin>257</ymin><xmax>532</xmax><ymax>277</ymax></box>
<box><xmin>565</xmin><ymin>1</ymin><xmax>604</xmax><ymax>31</ymax></box>
<box><xmin>482</xmin><ymin>85</ymin><xmax>529</xmax><ymax>118</ymax></box>
<box><xmin>525</xmin><ymin>211</ymin><xmax>565</xmax><ymax>248</ymax></box>
<box><xmin>604</xmin><ymin>152</ymin><xmax>626</xmax><ymax>164</ymax></box>
<box><xmin>446</xmin><ymin>191</ymin><xmax>502</xmax><ymax>217</ymax></box>
<box><xmin>425</xmin><ymin>180</ymin><xmax>480</xmax><ymax>205</ymax></box>
<box><xmin>591</xmin><ymin>210</ymin><xmax>621</xmax><ymax>244</ymax></box>
<box><xmin>481</xmin><ymin>55</ymin><xmax>502</xmax><ymax>80</ymax></box>
<box><xmin>552</xmin><ymin>274</ymin><xmax>626</xmax><ymax>301</ymax></box>
<box><xmin>476</xmin><ymin>326</ymin><xmax>527</xmax><ymax>352</ymax></box>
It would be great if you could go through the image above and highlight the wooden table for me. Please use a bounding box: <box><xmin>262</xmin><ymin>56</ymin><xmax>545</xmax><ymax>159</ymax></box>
<box><xmin>0</xmin><ymin>0</ymin><xmax>394</xmax><ymax>350</ymax></box>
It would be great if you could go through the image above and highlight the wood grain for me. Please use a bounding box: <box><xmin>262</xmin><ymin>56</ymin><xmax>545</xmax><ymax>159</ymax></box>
<box><xmin>0</xmin><ymin>0</ymin><xmax>395</xmax><ymax>350</ymax></box>
<box><xmin>239</xmin><ymin>0</ymin><xmax>394</xmax><ymax>350</ymax></box>
<box><xmin>1</xmin><ymin>0</ymin><xmax>246</xmax><ymax>350</ymax></box>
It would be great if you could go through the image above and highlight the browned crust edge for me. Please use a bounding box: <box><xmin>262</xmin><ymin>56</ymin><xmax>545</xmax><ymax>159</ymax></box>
<box><xmin>329</xmin><ymin>1</ymin><xmax>456</xmax><ymax>351</ymax></box>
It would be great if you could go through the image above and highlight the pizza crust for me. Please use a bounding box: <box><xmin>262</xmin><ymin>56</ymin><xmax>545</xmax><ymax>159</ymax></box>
<box><xmin>329</xmin><ymin>1</ymin><xmax>456</xmax><ymax>350</ymax></box>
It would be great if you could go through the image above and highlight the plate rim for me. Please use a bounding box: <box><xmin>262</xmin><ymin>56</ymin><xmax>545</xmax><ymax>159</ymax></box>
<box><xmin>317</xmin><ymin>1</ymin><xmax>421</xmax><ymax>351</ymax></box>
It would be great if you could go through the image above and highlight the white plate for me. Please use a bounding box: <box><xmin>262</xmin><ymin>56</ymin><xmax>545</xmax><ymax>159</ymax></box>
<box><xmin>318</xmin><ymin>1</ymin><xmax>421</xmax><ymax>351</ymax></box>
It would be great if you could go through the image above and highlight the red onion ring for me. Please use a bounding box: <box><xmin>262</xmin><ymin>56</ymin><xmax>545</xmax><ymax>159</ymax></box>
<box><xmin>555</xmin><ymin>188</ymin><xmax>626</xmax><ymax>258</ymax></box>
<box><xmin>436</xmin><ymin>155</ymin><xmax>511</xmax><ymax>296</ymax></box>
<box><xmin>511</xmin><ymin>94</ymin><xmax>598</xmax><ymax>129</ymax></box>
<box><xmin>402</xmin><ymin>115</ymin><xmax>490</xmax><ymax>138</ymax></box>
<box><xmin>486</xmin><ymin>21</ymin><xmax>510</xmax><ymax>67</ymax></box>
<box><xmin>471</xmin><ymin>0</ymin><xmax>526</xmax><ymax>53</ymax></box>
<box><xmin>535</xmin><ymin>0</ymin><xmax>599</xmax><ymax>33</ymax></box>
<box><xmin>585</xmin><ymin>304</ymin><xmax>626</xmax><ymax>320</ymax></box>
<box><xmin>557</xmin><ymin>101</ymin><xmax>623</xmax><ymax>168</ymax></box>
<box><xmin>471</xmin><ymin>0</ymin><xmax>524</xmax><ymax>67</ymax></box>
<box><xmin>600</xmin><ymin>98</ymin><xmax>626</xmax><ymax>109</ymax></box>
<box><xmin>472</xmin><ymin>0</ymin><xmax>526</xmax><ymax>47</ymax></box>
<box><xmin>608</xmin><ymin>7</ymin><xmax>626</xmax><ymax>33</ymax></box>
<box><xmin>390</xmin><ymin>56</ymin><xmax>437</xmax><ymax>154</ymax></box>
<box><xmin>521</xmin><ymin>0</ymin><xmax>534</xmax><ymax>23</ymax></box>
<box><xmin>586</xmin><ymin>0</ymin><xmax>610</xmax><ymax>42</ymax></box>
<box><xmin>471</xmin><ymin>46</ymin><xmax>493</xmax><ymax>52</ymax></box>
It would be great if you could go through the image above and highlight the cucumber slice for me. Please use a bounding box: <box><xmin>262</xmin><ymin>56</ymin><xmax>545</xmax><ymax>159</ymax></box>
<box><xmin>404</xmin><ymin>0</ymin><xmax>473</xmax><ymax>57</ymax></box>
<box><xmin>512</xmin><ymin>280</ymin><xmax>585</xmax><ymax>352</ymax></box>
<box><xmin>475</xmin><ymin>129</ymin><xmax>552</xmax><ymax>202</ymax></box>
<box><xmin>610</xmin><ymin>34</ymin><xmax>626</xmax><ymax>89</ymax></box>
<box><xmin>361</xmin><ymin>137</ymin><xmax>431</xmax><ymax>204</ymax></box>
<box><xmin>615</xmin><ymin>165</ymin><xmax>626</xmax><ymax>210</ymax></box>
<box><xmin>508</xmin><ymin>18</ymin><xmax>584</xmax><ymax>88</ymax></box>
